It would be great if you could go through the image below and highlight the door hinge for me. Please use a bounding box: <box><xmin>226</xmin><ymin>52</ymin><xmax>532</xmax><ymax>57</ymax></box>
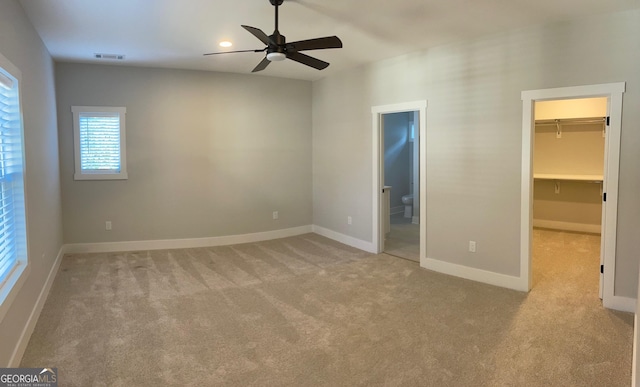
<box><xmin>606</xmin><ymin>116</ymin><xmax>610</xmax><ymax>126</ymax></box>
<box><xmin>600</xmin><ymin>265</ymin><xmax>604</xmax><ymax>274</ymax></box>
<box><xmin>603</xmin><ymin>192</ymin><xmax>607</xmax><ymax>202</ymax></box>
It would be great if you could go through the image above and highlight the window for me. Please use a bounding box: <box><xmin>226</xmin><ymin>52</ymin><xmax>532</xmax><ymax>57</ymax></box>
<box><xmin>409</xmin><ymin>121</ymin><xmax>415</xmax><ymax>142</ymax></box>
<box><xmin>72</xmin><ymin>106</ymin><xmax>127</xmax><ymax>180</ymax></box>
<box><xmin>0</xmin><ymin>53</ymin><xmax>29</xmax><ymax>322</ymax></box>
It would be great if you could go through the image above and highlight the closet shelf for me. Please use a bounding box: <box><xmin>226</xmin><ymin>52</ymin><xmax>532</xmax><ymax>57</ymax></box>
<box><xmin>534</xmin><ymin>173</ymin><xmax>603</xmax><ymax>182</ymax></box>
<box><xmin>535</xmin><ymin>117</ymin><xmax>606</xmax><ymax>125</ymax></box>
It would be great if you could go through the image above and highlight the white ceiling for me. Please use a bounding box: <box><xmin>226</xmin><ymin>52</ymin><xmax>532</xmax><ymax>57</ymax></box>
<box><xmin>18</xmin><ymin>0</ymin><xmax>640</xmax><ymax>81</ymax></box>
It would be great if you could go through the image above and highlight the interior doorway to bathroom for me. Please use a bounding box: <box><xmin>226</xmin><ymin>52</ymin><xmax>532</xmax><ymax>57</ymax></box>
<box><xmin>372</xmin><ymin>101</ymin><xmax>427</xmax><ymax>264</ymax></box>
<box><xmin>381</xmin><ymin>112</ymin><xmax>420</xmax><ymax>261</ymax></box>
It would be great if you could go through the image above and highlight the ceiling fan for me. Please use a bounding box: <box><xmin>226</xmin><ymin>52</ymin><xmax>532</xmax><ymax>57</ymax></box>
<box><xmin>204</xmin><ymin>0</ymin><xmax>342</xmax><ymax>72</ymax></box>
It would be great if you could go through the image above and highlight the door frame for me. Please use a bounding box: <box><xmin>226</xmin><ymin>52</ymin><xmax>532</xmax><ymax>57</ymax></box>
<box><xmin>371</xmin><ymin>101</ymin><xmax>427</xmax><ymax>263</ymax></box>
<box><xmin>520</xmin><ymin>82</ymin><xmax>626</xmax><ymax>310</ymax></box>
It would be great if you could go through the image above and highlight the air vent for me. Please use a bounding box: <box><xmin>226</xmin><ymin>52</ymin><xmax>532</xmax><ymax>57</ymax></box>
<box><xmin>94</xmin><ymin>53</ymin><xmax>125</xmax><ymax>60</ymax></box>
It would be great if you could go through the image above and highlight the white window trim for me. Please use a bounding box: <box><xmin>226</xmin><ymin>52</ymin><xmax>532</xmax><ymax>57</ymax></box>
<box><xmin>0</xmin><ymin>52</ymin><xmax>30</xmax><ymax>324</ymax></box>
<box><xmin>72</xmin><ymin>106</ymin><xmax>128</xmax><ymax>180</ymax></box>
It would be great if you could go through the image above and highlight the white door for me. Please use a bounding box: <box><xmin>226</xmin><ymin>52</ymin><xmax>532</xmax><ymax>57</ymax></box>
<box><xmin>599</xmin><ymin>114</ymin><xmax>610</xmax><ymax>299</ymax></box>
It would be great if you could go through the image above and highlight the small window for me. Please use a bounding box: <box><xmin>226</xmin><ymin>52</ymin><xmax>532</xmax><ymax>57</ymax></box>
<box><xmin>0</xmin><ymin>53</ymin><xmax>29</xmax><ymax>322</ymax></box>
<box><xmin>409</xmin><ymin>122</ymin><xmax>415</xmax><ymax>142</ymax></box>
<box><xmin>72</xmin><ymin>106</ymin><xmax>127</xmax><ymax>180</ymax></box>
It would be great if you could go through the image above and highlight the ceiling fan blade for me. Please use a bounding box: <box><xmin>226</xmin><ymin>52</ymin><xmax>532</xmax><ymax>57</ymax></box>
<box><xmin>203</xmin><ymin>49</ymin><xmax>265</xmax><ymax>56</ymax></box>
<box><xmin>288</xmin><ymin>36</ymin><xmax>343</xmax><ymax>52</ymax></box>
<box><xmin>242</xmin><ymin>25</ymin><xmax>273</xmax><ymax>46</ymax></box>
<box><xmin>286</xmin><ymin>52</ymin><xmax>329</xmax><ymax>70</ymax></box>
<box><xmin>252</xmin><ymin>57</ymin><xmax>271</xmax><ymax>72</ymax></box>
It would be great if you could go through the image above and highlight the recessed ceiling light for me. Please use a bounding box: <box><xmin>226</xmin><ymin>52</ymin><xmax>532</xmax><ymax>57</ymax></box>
<box><xmin>219</xmin><ymin>41</ymin><xmax>233</xmax><ymax>48</ymax></box>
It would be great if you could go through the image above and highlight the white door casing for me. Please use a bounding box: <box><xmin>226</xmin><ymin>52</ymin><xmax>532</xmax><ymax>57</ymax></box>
<box><xmin>371</xmin><ymin>101</ymin><xmax>427</xmax><ymax>263</ymax></box>
<box><xmin>521</xmin><ymin>82</ymin><xmax>627</xmax><ymax>310</ymax></box>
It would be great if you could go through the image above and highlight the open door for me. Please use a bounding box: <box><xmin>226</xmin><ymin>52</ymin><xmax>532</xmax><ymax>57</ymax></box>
<box><xmin>371</xmin><ymin>101</ymin><xmax>427</xmax><ymax>264</ymax></box>
<box><xmin>599</xmin><ymin>109</ymin><xmax>612</xmax><ymax>299</ymax></box>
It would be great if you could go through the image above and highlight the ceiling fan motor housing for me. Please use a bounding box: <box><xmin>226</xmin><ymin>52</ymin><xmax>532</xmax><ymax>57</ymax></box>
<box><xmin>270</xmin><ymin>33</ymin><xmax>286</xmax><ymax>49</ymax></box>
<box><xmin>266</xmin><ymin>33</ymin><xmax>287</xmax><ymax>61</ymax></box>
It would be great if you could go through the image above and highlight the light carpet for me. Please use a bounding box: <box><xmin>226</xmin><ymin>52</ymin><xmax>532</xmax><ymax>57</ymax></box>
<box><xmin>384</xmin><ymin>214</ymin><xmax>419</xmax><ymax>262</ymax></box>
<box><xmin>21</xmin><ymin>231</ymin><xmax>632</xmax><ymax>386</ymax></box>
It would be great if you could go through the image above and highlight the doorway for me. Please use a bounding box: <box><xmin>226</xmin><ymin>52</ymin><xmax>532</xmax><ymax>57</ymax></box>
<box><xmin>381</xmin><ymin>111</ymin><xmax>420</xmax><ymax>261</ymax></box>
<box><xmin>532</xmin><ymin>97</ymin><xmax>607</xmax><ymax>298</ymax></box>
<box><xmin>371</xmin><ymin>101</ymin><xmax>427</xmax><ymax>264</ymax></box>
<box><xmin>520</xmin><ymin>83</ymin><xmax>626</xmax><ymax>310</ymax></box>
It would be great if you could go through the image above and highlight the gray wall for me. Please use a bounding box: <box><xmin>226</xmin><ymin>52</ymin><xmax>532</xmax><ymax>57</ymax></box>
<box><xmin>56</xmin><ymin>63</ymin><xmax>312</xmax><ymax>243</ymax></box>
<box><xmin>384</xmin><ymin>112</ymin><xmax>412</xmax><ymax>209</ymax></box>
<box><xmin>312</xmin><ymin>9</ymin><xmax>640</xmax><ymax>297</ymax></box>
<box><xmin>0</xmin><ymin>0</ymin><xmax>63</xmax><ymax>365</ymax></box>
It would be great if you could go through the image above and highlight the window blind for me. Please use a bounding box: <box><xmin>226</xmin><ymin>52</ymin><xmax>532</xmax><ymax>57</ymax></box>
<box><xmin>78</xmin><ymin>113</ymin><xmax>121</xmax><ymax>172</ymax></box>
<box><xmin>0</xmin><ymin>69</ymin><xmax>26</xmax><ymax>287</ymax></box>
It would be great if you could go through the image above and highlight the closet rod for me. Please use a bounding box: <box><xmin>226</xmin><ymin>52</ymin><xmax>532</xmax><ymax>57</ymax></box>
<box><xmin>535</xmin><ymin>117</ymin><xmax>605</xmax><ymax>125</ymax></box>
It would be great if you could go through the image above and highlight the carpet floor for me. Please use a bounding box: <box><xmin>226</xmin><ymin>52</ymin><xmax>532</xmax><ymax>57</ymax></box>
<box><xmin>384</xmin><ymin>213</ymin><xmax>419</xmax><ymax>262</ymax></box>
<box><xmin>21</xmin><ymin>231</ymin><xmax>633</xmax><ymax>386</ymax></box>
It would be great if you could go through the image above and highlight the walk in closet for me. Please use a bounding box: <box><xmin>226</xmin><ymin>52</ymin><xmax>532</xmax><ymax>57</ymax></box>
<box><xmin>533</xmin><ymin>98</ymin><xmax>607</xmax><ymax>234</ymax></box>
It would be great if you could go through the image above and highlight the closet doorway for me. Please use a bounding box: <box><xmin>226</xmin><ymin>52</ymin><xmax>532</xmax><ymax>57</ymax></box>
<box><xmin>372</xmin><ymin>101</ymin><xmax>427</xmax><ymax>264</ymax></box>
<box><xmin>520</xmin><ymin>83</ymin><xmax>626</xmax><ymax>310</ymax></box>
<box><xmin>532</xmin><ymin>97</ymin><xmax>606</xmax><ymax>298</ymax></box>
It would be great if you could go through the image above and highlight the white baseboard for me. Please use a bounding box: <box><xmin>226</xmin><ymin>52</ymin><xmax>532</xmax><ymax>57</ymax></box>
<box><xmin>422</xmin><ymin>257</ymin><xmax>528</xmax><ymax>292</ymax></box>
<box><xmin>533</xmin><ymin>219</ymin><xmax>601</xmax><ymax>234</ymax></box>
<box><xmin>421</xmin><ymin>257</ymin><xmax>636</xmax><ymax>311</ymax></box>
<box><xmin>66</xmin><ymin>224</ymin><xmax>375</xmax><ymax>256</ymax></box>
<box><xmin>9</xmin><ymin>245</ymin><xmax>66</xmax><ymax>367</ymax></box>
<box><xmin>604</xmin><ymin>294</ymin><xmax>636</xmax><ymax>313</ymax></box>
<box><xmin>64</xmin><ymin>225</ymin><xmax>313</xmax><ymax>254</ymax></box>
<box><xmin>312</xmin><ymin>225</ymin><xmax>376</xmax><ymax>253</ymax></box>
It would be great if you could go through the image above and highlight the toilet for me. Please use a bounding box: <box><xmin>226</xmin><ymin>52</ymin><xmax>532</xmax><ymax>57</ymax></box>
<box><xmin>401</xmin><ymin>194</ymin><xmax>413</xmax><ymax>218</ymax></box>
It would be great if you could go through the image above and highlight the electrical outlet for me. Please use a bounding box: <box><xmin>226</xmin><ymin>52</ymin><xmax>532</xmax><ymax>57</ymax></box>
<box><xmin>347</xmin><ymin>216</ymin><xmax>352</xmax><ymax>225</ymax></box>
<box><xmin>105</xmin><ymin>221</ymin><xmax>112</xmax><ymax>231</ymax></box>
<box><xmin>469</xmin><ymin>241</ymin><xmax>476</xmax><ymax>253</ymax></box>
<box><xmin>273</xmin><ymin>211</ymin><xmax>278</xmax><ymax>220</ymax></box>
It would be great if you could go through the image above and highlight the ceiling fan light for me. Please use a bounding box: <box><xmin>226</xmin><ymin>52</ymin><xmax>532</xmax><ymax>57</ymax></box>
<box><xmin>266</xmin><ymin>52</ymin><xmax>286</xmax><ymax>62</ymax></box>
<box><xmin>219</xmin><ymin>41</ymin><xmax>233</xmax><ymax>48</ymax></box>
